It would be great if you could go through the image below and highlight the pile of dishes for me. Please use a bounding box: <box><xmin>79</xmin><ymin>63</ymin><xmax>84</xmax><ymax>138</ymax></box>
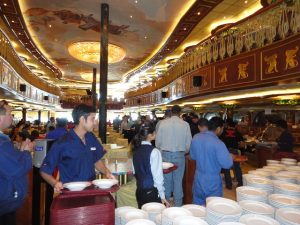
<box><xmin>267</xmin><ymin>160</ymin><xmax>281</xmax><ymax>165</ymax></box>
<box><xmin>281</xmin><ymin>158</ymin><xmax>297</xmax><ymax>167</ymax></box>
<box><xmin>172</xmin><ymin>215</ymin><xmax>208</xmax><ymax>225</ymax></box>
<box><xmin>236</xmin><ymin>186</ymin><xmax>268</xmax><ymax>203</ymax></box>
<box><xmin>239</xmin><ymin>214</ymin><xmax>280</xmax><ymax>225</ymax></box>
<box><xmin>268</xmin><ymin>194</ymin><xmax>300</xmax><ymax>209</ymax></box>
<box><xmin>275</xmin><ymin>208</ymin><xmax>300</xmax><ymax>225</ymax></box>
<box><xmin>248</xmin><ymin>170</ymin><xmax>272</xmax><ymax>179</ymax></box>
<box><xmin>218</xmin><ymin>223</ymin><xmax>245</xmax><ymax>225</ymax></box>
<box><xmin>285</xmin><ymin>166</ymin><xmax>300</xmax><ymax>173</ymax></box>
<box><xmin>142</xmin><ymin>202</ymin><xmax>166</xmax><ymax>222</ymax></box>
<box><xmin>273</xmin><ymin>180</ymin><xmax>300</xmax><ymax>197</ymax></box>
<box><xmin>205</xmin><ymin>197</ymin><xmax>242</xmax><ymax>225</ymax></box>
<box><xmin>115</xmin><ymin>206</ymin><xmax>136</xmax><ymax>225</ymax></box>
<box><xmin>120</xmin><ymin>208</ymin><xmax>148</xmax><ymax>225</ymax></box>
<box><xmin>272</xmin><ymin>171</ymin><xmax>299</xmax><ymax>184</ymax></box>
<box><xmin>161</xmin><ymin>207</ymin><xmax>192</xmax><ymax>225</ymax></box>
<box><xmin>246</xmin><ymin>176</ymin><xmax>274</xmax><ymax>194</ymax></box>
<box><xmin>182</xmin><ymin>204</ymin><xmax>206</xmax><ymax>219</ymax></box>
<box><xmin>125</xmin><ymin>219</ymin><xmax>155</xmax><ymax>225</ymax></box>
<box><xmin>238</xmin><ymin>200</ymin><xmax>275</xmax><ymax>218</ymax></box>
<box><xmin>263</xmin><ymin>166</ymin><xmax>284</xmax><ymax>173</ymax></box>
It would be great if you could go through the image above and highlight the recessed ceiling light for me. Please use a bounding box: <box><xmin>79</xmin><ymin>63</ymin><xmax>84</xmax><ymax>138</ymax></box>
<box><xmin>11</xmin><ymin>20</ymin><xmax>15</xmax><ymax>23</ymax></box>
<box><xmin>130</xmin><ymin>15</ymin><xmax>133</xmax><ymax>19</ymax></box>
<box><xmin>197</xmin><ymin>12</ymin><xmax>201</xmax><ymax>15</ymax></box>
<box><xmin>144</xmin><ymin>36</ymin><xmax>147</xmax><ymax>39</ymax></box>
<box><xmin>135</xmin><ymin>0</ymin><xmax>138</xmax><ymax>3</ymax></box>
<box><xmin>18</xmin><ymin>33</ymin><xmax>22</xmax><ymax>35</ymax></box>
<box><xmin>49</xmin><ymin>24</ymin><xmax>52</xmax><ymax>28</ymax></box>
<box><xmin>174</xmin><ymin>39</ymin><xmax>178</xmax><ymax>42</ymax></box>
<box><xmin>183</xmin><ymin>27</ymin><xmax>187</xmax><ymax>31</ymax></box>
<box><xmin>244</xmin><ymin>0</ymin><xmax>248</xmax><ymax>3</ymax></box>
<box><xmin>3</xmin><ymin>3</ymin><xmax>7</xmax><ymax>6</ymax></box>
<box><xmin>224</xmin><ymin>16</ymin><xmax>226</xmax><ymax>19</ymax></box>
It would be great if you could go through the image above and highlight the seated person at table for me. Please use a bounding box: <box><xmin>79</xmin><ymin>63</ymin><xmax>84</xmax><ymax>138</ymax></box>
<box><xmin>40</xmin><ymin>104</ymin><xmax>114</xmax><ymax>193</ymax></box>
<box><xmin>275</xmin><ymin>119</ymin><xmax>294</xmax><ymax>152</ymax></box>
<box><xmin>132</xmin><ymin>123</ymin><xmax>170</xmax><ymax>208</ymax></box>
<box><xmin>190</xmin><ymin>117</ymin><xmax>233</xmax><ymax>205</ymax></box>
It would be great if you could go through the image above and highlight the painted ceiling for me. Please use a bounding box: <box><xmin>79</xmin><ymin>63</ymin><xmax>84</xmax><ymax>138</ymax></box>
<box><xmin>19</xmin><ymin>0</ymin><xmax>193</xmax><ymax>83</ymax></box>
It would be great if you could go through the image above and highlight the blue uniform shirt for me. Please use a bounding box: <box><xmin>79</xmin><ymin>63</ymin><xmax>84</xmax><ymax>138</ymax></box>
<box><xmin>45</xmin><ymin>127</ymin><xmax>68</xmax><ymax>140</ymax></box>
<box><xmin>40</xmin><ymin>129</ymin><xmax>105</xmax><ymax>183</ymax></box>
<box><xmin>190</xmin><ymin>131</ymin><xmax>233</xmax><ymax>205</ymax></box>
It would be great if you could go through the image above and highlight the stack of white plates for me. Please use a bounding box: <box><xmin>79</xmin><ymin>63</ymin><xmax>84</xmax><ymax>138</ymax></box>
<box><xmin>155</xmin><ymin>214</ymin><xmax>162</xmax><ymax>225</ymax></box>
<box><xmin>285</xmin><ymin>166</ymin><xmax>300</xmax><ymax>173</ymax></box>
<box><xmin>275</xmin><ymin>208</ymin><xmax>300</xmax><ymax>225</ymax></box>
<box><xmin>121</xmin><ymin>209</ymin><xmax>148</xmax><ymax>225</ymax></box>
<box><xmin>238</xmin><ymin>200</ymin><xmax>275</xmax><ymax>218</ymax></box>
<box><xmin>239</xmin><ymin>214</ymin><xmax>280</xmax><ymax>225</ymax></box>
<box><xmin>141</xmin><ymin>202</ymin><xmax>166</xmax><ymax>222</ymax></box>
<box><xmin>273</xmin><ymin>171</ymin><xmax>299</xmax><ymax>184</ymax></box>
<box><xmin>205</xmin><ymin>198</ymin><xmax>242</xmax><ymax>225</ymax></box>
<box><xmin>248</xmin><ymin>170</ymin><xmax>272</xmax><ymax>179</ymax></box>
<box><xmin>263</xmin><ymin>166</ymin><xmax>284</xmax><ymax>173</ymax></box>
<box><xmin>273</xmin><ymin>180</ymin><xmax>300</xmax><ymax>197</ymax></box>
<box><xmin>268</xmin><ymin>194</ymin><xmax>300</xmax><ymax>209</ymax></box>
<box><xmin>173</xmin><ymin>216</ymin><xmax>208</xmax><ymax>225</ymax></box>
<box><xmin>182</xmin><ymin>204</ymin><xmax>206</xmax><ymax>219</ymax></box>
<box><xmin>162</xmin><ymin>207</ymin><xmax>192</xmax><ymax>225</ymax></box>
<box><xmin>298</xmin><ymin>175</ymin><xmax>300</xmax><ymax>185</ymax></box>
<box><xmin>281</xmin><ymin>158</ymin><xmax>297</xmax><ymax>167</ymax></box>
<box><xmin>267</xmin><ymin>160</ymin><xmax>281</xmax><ymax>165</ymax></box>
<box><xmin>236</xmin><ymin>186</ymin><xmax>268</xmax><ymax>203</ymax></box>
<box><xmin>246</xmin><ymin>176</ymin><xmax>274</xmax><ymax>194</ymax></box>
<box><xmin>242</xmin><ymin>174</ymin><xmax>262</xmax><ymax>186</ymax></box>
<box><xmin>218</xmin><ymin>223</ymin><xmax>245</xmax><ymax>225</ymax></box>
<box><xmin>125</xmin><ymin>219</ymin><xmax>155</xmax><ymax>225</ymax></box>
<box><xmin>115</xmin><ymin>206</ymin><xmax>136</xmax><ymax>225</ymax></box>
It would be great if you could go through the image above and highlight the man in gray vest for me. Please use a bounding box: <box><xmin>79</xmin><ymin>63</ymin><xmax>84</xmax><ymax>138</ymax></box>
<box><xmin>156</xmin><ymin>105</ymin><xmax>192</xmax><ymax>206</ymax></box>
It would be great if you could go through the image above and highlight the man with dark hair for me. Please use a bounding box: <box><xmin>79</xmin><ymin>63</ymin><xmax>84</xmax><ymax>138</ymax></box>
<box><xmin>156</xmin><ymin>105</ymin><xmax>192</xmax><ymax>206</ymax></box>
<box><xmin>0</xmin><ymin>100</ymin><xmax>33</xmax><ymax>225</ymax></box>
<box><xmin>220</xmin><ymin>118</ymin><xmax>244</xmax><ymax>189</ymax></box>
<box><xmin>190</xmin><ymin>117</ymin><xmax>233</xmax><ymax>205</ymax></box>
<box><xmin>189</xmin><ymin>113</ymin><xmax>200</xmax><ymax>137</ymax></box>
<box><xmin>46</xmin><ymin>118</ymin><xmax>68</xmax><ymax>140</ymax></box>
<box><xmin>198</xmin><ymin>118</ymin><xmax>208</xmax><ymax>133</ymax></box>
<box><xmin>40</xmin><ymin>104</ymin><xmax>114</xmax><ymax>193</ymax></box>
<box><xmin>276</xmin><ymin>119</ymin><xmax>294</xmax><ymax>152</ymax></box>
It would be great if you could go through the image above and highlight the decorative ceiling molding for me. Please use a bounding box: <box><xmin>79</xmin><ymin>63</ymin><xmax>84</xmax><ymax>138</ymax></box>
<box><xmin>124</xmin><ymin>0</ymin><xmax>224</xmax><ymax>82</ymax></box>
<box><xmin>0</xmin><ymin>0</ymin><xmax>62</xmax><ymax>78</ymax></box>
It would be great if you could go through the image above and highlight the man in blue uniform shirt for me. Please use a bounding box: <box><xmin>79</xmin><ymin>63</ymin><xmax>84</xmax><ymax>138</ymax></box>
<box><xmin>0</xmin><ymin>100</ymin><xmax>33</xmax><ymax>225</ymax></box>
<box><xmin>40</xmin><ymin>104</ymin><xmax>114</xmax><ymax>192</ymax></box>
<box><xmin>190</xmin><ymin>117</ymin><xmax>233</xmax><ymax>205</ymax></box>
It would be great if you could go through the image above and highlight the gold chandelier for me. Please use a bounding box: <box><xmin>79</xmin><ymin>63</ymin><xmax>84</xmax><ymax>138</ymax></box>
<box><xmin>68</xmin><ymin>41</ymin><xmax>126</xmax><ymax>64</ymax></box>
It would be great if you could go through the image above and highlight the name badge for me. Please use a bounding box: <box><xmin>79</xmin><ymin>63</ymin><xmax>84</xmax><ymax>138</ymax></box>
<box><xmin>90</xmin><ymin>147</ymin><xmax>96</xmax><ymax>151</ymax></box>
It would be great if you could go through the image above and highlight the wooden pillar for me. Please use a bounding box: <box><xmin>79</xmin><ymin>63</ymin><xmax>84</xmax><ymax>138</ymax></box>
<box><xmin>99</xmin><ymin>3</ymin><xmax>109</xmax><ymax>143</ymax></box>
<box><xmin>92</xmin><ymin>68</ymin><xmax>97</xmax><ymax>112</ymax></box>
<box><xmin>22</xmin><ymin>108</ymin><xmax>27</xmax><ymax>122</ymax></box>
<box><xmin>38</xmin><ymin>110</ymin><xmax>41</xmax><ymax>122</ymax></box>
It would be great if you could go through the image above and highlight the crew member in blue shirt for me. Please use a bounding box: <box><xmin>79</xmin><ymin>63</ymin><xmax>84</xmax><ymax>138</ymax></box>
<box><xmin>0</xmin><ymin>100</ymin><xmax>33</xmax><ymax>225</ymax></box>
<box><xmin>40</xmin><ymin>104</ymin><xmax>114</xmax><ymax>192</ymax></box>
<box><xmin>190</xmin><ymin>117</ymin><xmax>233</xmax><ymax>205</ymax></box>
<box><xmin>45</xmin><ymin>118</ymin><xmax>68</xmax><ymax>140</ymax></box>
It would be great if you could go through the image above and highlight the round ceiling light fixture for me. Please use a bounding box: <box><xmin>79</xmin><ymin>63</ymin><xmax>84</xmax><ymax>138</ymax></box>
<box><xmin>68</xmin><ymin>41</ymin><xmax>126</xmax><ymax>64</ymax></box>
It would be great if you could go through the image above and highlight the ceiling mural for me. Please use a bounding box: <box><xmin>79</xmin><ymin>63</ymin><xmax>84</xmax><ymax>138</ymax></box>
<box><xmin>19</xmin><ymin>0</ymin><xmax>191</xmax><ymax>83</ymax></box>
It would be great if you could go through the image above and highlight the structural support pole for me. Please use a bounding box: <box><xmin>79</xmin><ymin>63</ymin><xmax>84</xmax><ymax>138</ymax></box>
<box><xmin>92</xmin><ymin>68</ymin><xmax>97</xmax><ymax>112</ymax></box>
<box><xmin>38</xmin><ymin>110</ymin><xmax>41</xmax><ymax>122</ymax></box>
<box><xmin>22</xmin><ymin>108</ymin><xmax>27</xmax><ymax>122</ymax></box>
<box><xmin>99</xmin><ymin>3</ymin><xmax>109</xmax><ymax>143</ymax></box>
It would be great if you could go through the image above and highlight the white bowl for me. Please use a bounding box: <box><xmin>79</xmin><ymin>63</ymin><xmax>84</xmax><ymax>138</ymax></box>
<box><xmin>162</xmin><ymin>162</ymin><xmax>174</xmax><ymax>169</ymax></box>
<box><xmin>173</xmin><ymin>215</ymin><xmax>208</xmax><ymax>225</ymax></box>
<box><xmin>63</xmin><ymin>181</ymin><xmax>91</xmax><ymax>191</ymax></box>
<box><xmin>125</xmin><ymin>219</ymin><xmax>155</xmax><ymax>225</ymax></box>
<box><xmin>92</xmin><ymin>178</ymin><xmax>118</xmax><ymax>189</ymax></box>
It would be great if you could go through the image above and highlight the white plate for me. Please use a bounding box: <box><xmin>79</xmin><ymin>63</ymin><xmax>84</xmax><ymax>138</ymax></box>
<box><xmin>182</xmin><ymin>204</ymin><xmax>206</xmax><ymax>218</ymax></box>
<box><xmin>92</xmin><ymin>178</ymin><xmax>118</xmax><ymax>189</ymax></box>
<box><xmin>162</xmin><ymin>207</ymin><xmax>192</xmax><ymax>219</ymax></box>
<box><xmin>267</xmin><ymin>160</ymin><xmax>281</xmax><ymax>164</ymax></box>
<box><xmin>123</xmin><ymin>209</ymin><xmax>148</xmax><ymax>223</ymax></box>
<box><xmin>207</xmin><ymin>198</ymin><xmax>242</xmax><ymax>215</ymax></box>
<box><xmin>240</xmin><ymin>214</ymin><xmax>280</xmax><ymax>225</ymax></box>
<box><xmin>173</xmin><ymin>215</ymin><xmax>208</xmax><ymax>225</ymax></box>
<box><xmin>162</xmin><ymin>162</ymin><xmax>174</xmax><ymax>169</ymax></box>
<box><xmin>269</xmin><ymin>194</ymin><xmax>300</xmax><ymax>205</ymax></box>
<box><xmin>239</xmin><ymin>200</ymin><xmax>274</xmax><ymax>215</ymax></box>
<box><xmin>125</xmin><ymin>219</ymin><xmax>155</xmax><ymax>225</ymax></box>
<box><xmin>273</xmin><ymin>181</ymin><xmax>300</xmax><ymax>192</ymax></box>
<box><xmin>218</xmin><ymin>223</ymin><xmax>245</xmax><ymax>225</ymax></box>
<box><xmin>236</xmin><ymin>186</ymin><xmax>268</xmax><ymax>197</ymax></box>
<box><xmin>142</xmin><ymin>202</ymin><xmax>166</xmax><ymax>213</ymax></box>
<box><xmin>276</xmin><ymin>208</ymin><xmax>300</xmax><ymax>224</ymax></box>
<box><xmin>281</xmin><ymin>158</ymin><xmax>297</xmax><ymax>163</ymax></box>
<box><xmin>63</xmin><ymin>181</ymin><xmax>91</xmax><ymax>191</ymax></box>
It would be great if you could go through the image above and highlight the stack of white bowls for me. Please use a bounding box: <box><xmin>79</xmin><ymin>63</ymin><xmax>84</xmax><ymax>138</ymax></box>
<box><xmin>141</xmin><ymin>202</ymin><xmax>166</xmax><ymax>222</ymax></box>
<box><xmin>285</xmin><ymin>166</ymin><xmax>300</xmax><ymax>173</ymax></box>
<box><xmin>246</xmin><ymin>176</ymin><xmax>274</xmax><ymax>194</ymax></box>
<box><xmin>263</xmin><ymin>166</ymin><xmax>284</xmax><ymax>173</ymax></box>
<box><xmin>236</xmin><ymin>186</ymin><xmax>268</xmax><ymax>203</ymax></box>
<box><xmin>238</xmin><ymin>200</ymin><xmax>275</xmax><ymax>218</ymax></box>
<box><xmin>275</xmin><ymin>208</ymin><xmax>300</xmax><ymax>225</ymax></box>
<box><xmin>115</xmin><ymin>206</ymin><xmax>136</xmax><ymax>225</ymax></box>
<box><xmin>182</xmin><ymin>204</ymin><xmax>206</xmax><ymax>219</ymax></box>
<box><xmin>281</xmin><ymin>158</ymin><xmax>297</xmax><ymax>167</ymax></box>
<box><xmin>173</xmin><ymin>216</ymin><xmax>208</xmax><ymax>225</ymax></box>
<box><xmin>205</xmin><ymin>197</ymin><xmax>242</xmax><ymax>225</ymax></box>
<box><xmin>273</xmin><ymin>171</ymin><xmax>299</xmax><ymax>184</ymax></box>
<box><xmin>239</xmin><ymin>214</ymin><xmax>280</xmax><ymax>225</ymax></box>
<box><xmin>155</xmin><ymin>214</ymin><xmax>162</xmax><ymax>225</ymax></box>
<box><xmin>273</xmin><ymin>180</ymin><xmax>300</xmax><ymax>197</ymax></box>
<box><xmin>267</xmin><ymin>160</ymin><xmax>281</xmax><ymax>166</ymax></box>
<box><xmin>268</xmin><ymin>194</ymin><xmax>300</xmax><ymax>209</ymax></box>
<box><xmin>120</xmin><ymin>209</ymin><xmax>148</xmax><ymax>225</ymax></box>
<box><xmin>218</xmin><ymin>223</ymin><xmax>245</xmax><ymax>225</ymax></box>
<box><xmin>248</xmin><ymin>170</ymin><xmax>272</xmax><ymax>179</ymax></box>
<box><xmin>161</xmin><ymin>207</ymin><xmax>192</xmax><ymax>225</ymax></box>
<box><xmin>125</xmin><ymin>219</ymin><xmax>155</xmax><ymax>225</ymax></box>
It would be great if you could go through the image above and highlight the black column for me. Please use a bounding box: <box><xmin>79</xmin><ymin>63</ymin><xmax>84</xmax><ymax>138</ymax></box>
<box><xmin>22</xmin><ymin>108</ymin><xmax>26</xmax><ymax>122</ymax></box>
<box><xmin>38</xmin><ymin>110</ymin><xmax>41</xmax><ymax>122</ymax></box>
<box><xmin>99</xmin><ymin>3</ymin><xmax>109</xmax><ymax>143</ymax></box>
<box><xmin>92</xmin><ymin>68</ymin><xmax>97</xmax><ymax>112</ymax></box>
